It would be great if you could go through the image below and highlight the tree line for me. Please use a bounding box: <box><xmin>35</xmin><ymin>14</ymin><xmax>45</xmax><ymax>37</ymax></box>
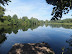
<box><xmin>0</xmin><ymin>6</ymin><xmax>48</xmax><ymax>26</ymax></box>
<box><xmin>0</xmin><ymin>14</ymin><xmax>49</xmax><ymax>26</ymax></box>
<box><xmin>49</xmin><ymin>18</ymin><xmax>72</xmax><ymax>23</ymax></box>
<box><xmin>0</xmin><ymin>0</ymin><xmax>72</xmax><ymax>20</ymax></box>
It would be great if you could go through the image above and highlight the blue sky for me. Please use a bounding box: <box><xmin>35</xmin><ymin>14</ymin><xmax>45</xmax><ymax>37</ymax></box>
<box><xmin>4</xmin><ymin>0</ymin><xmax>72</xmax><ymax>20</ymax></box>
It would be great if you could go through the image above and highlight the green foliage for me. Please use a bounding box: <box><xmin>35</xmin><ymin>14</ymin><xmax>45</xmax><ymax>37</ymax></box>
<box><xmin>49</xmin><ymin>18</ymin><xmax>72</xmax><ymax>23</ymax></box>
<box><xmin>45</xmin><ymin>20</ymin><xmax>48</xmax><ymax>24</ymax></box>
<box><xmin>30</xmin><ymin>17</ymin><xmax>39</xmax><ymax>25</ymax></box>
<box><xmin>7</xmin><ymin>15</ymin><xmax>11</xmax><ymax>21</ymax></box>
<box><xmin>0</xmin><ymin>14</ymin><xmax>45</xmax><ymax>26</ymax></box>
<box><xmin>12</xmin><ymin>14</ymin><xmax>18</xmax><ymax>25</ymax></box>
<box><xmin>22</xmin><ymin>16</ymin><xmax>28</xmax><ymax>21</ymax></box>
<box><xmin>45</xmin><ymin>20</ymin><xmax>48</xmax><ymax>27</ymax></box>
<box><xmin>1</xmin><ymin>16</ymin><xmax>8</xmax><ymax>20</ymax></box>
<box><xmin>0</xmin><ymin>0</ymin><xmax>11</xmax><ymax>6</ymax></box>
<box><xmin>46</xmin><ymin>0</ymin><xmax>72</xmax><ymax>20</ymax></box>
<box><xmin>0</xmin><ymin>6</ymin><xmax>5</xmax><ymax>18</ymax></box>
<box><xmin>12</xmin><ymin>14</ymin><xmax>18</xmax><ymax>20</ymax></box>
<box><xmin>0</xmin><ymin>6</ymin><xmax>45</xmax><ymax>26</ymax></box>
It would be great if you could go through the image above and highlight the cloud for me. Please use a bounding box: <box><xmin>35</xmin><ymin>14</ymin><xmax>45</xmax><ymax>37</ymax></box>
<box><xmin>4</xmin><ymin>0</ymin><xmax>54</xmax><ymax>20</ymax></box>
<box><xmin>4</xmin><ymin>0</ymin><xmax>72</xmax><ymax>20</ymax></box>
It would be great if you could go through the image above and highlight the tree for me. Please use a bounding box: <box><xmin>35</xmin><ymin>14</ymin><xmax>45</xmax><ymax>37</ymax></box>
<box><xmin>46</xmin><ymin>0</ymin><xmax>72</xmax><ymax>20</ymax></box>
<box><xmin>12</xmin><ymin>14</ymin><xmax>18</xmax><ymax>20</ymax></box>
<box><xmin>0</xmin><ymin>6</ymin><xmax>5</xmax><ymax>18</ymax></box>
<box><xmin>22</xmin><ymin>16</ymin><xmax>28</xmax><ymax>21</ymax></box>
<box><xmin>12</xmin><ymin>14</ymin><xmax>18</xmax><ymax>25</ymax></box>
<box><xmin>0</xmin><ymin>0</ymin><xmax>11</xmax><ymax>6</ymax></box>
<box><xmin>7</xmin><ymin>15</ymin><xmax>11</xmax><ymax>22</ymax></box>
<box><xmin>30</xmin><ymin>17</ymin><xmax>39</xmax><ymax>25</ymax></box>
<box><xmin>22</xmin><ymin>16</ymin><xmax>30</xmax><ymax>25</ymax></box>
<box><xmin>45</xmin><ymin>20</ymin><xmax>48</xmax><ymax>24</ymax></box>
<box><xmin>1</xmin><ymin>16</ymin><xmax>8</xmax><ymax>21</ymax></box>
<box><xmin>0</xmin><ymin>0</ymin><xmax>11</xmax><ymax>22</ymax></box>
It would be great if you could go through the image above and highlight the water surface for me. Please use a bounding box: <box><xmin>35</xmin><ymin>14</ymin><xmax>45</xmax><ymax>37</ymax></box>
<box><xmin>0</xmin><ymin>24</ymin><xmax>72</xmax><ymax>54</ymax></box>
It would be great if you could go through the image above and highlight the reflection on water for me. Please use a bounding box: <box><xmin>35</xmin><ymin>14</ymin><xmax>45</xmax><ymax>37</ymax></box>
<box><xmin>61</xmin><ymin>35</ymin><xmax>72</xmax><ymax>54</ymax></box>
<box><xmin>0</xmin><ymin>24</ymin><xmax>72</xmax><ymax>54</ymax></box>
<box><xmin>65</xmin><ymin>35</ymin><xmax>72</xmax><ymax>54</ymax></box>
<box><xmin>0</xmin><ymin>24</ymin><xmax>44</xmax><ymax>44</ymax></box>
<box><xmin>0</xmin><ymin>33</ymin><xmax>7</xmax><ymax>44</ymax></box>
<box><xmin>49</xmin><ymin>24</ymin><xmax>72</xmax><ymax>29</ymax></box>
<box><xmin>0</xmin><ymin>28</ymin><xmax>7</xmax><ymax>44</ymax></box>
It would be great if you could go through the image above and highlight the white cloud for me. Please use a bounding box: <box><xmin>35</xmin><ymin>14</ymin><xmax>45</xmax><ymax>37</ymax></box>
<box><xmin>4</xmin><ymin>0</ymin><xmax>72</xmax><ymax>20</ymax></box>
<box><xmin>4</xmin><ymin>0</ymin><xmax>54</xmax><ymax>20</ymax></box>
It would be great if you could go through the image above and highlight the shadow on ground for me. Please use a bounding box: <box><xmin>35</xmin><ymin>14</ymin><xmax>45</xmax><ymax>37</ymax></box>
<box><xmin>8</xmin><ymin>42</ymin><xmax>55</xmax><ymax>54</ymax></box>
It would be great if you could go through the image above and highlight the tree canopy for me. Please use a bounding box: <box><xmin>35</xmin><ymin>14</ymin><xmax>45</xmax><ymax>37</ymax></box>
<box><xmin>0</xmin><ymin>0</ymin><xmax>11</xmax><ymax>6</ymax></box>
<box><xmin>0</xmin><ymin>0</ymin><xmax>11</xmax><ymax>22</ymax></box>
<box><xmin>0</xmin><ymin>6</ymin><xmax>5</xmax><ymax>18</ymax></box>
<box><xmin>46</xmin><ymin>0</ymin><xmax>72</xmax><ymax>20</ymax></box>
<box><xmin>0</xmin><ymin>6</ymin><xmax>5</xmax><ymax>22</ymax></box>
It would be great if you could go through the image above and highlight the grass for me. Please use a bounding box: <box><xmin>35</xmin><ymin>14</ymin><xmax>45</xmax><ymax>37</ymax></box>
<box><xmin>49</xmin><ymin>23</ymin><xmax>72</xmax><ymax>25</ymax></box>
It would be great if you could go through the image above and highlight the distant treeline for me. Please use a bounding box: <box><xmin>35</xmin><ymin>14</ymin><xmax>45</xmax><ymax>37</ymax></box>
<box><xmin>49</xmin><ymin>18</ymin><xmax>72</xmax><ymax>23</ymax></box>
<box><xmin>0</xmin><ymin>14</ymin><xmax>48</xmax><ymax>26</ymax></box>
<box><xmin>0</xmin><ymin>6</ymin><xmax>72</xmax><ymax>26</ymax></box>
<box><xmin>0</xmin><ymin>6</ymin><xmax>48</xmax><ymax>26</ymax></box>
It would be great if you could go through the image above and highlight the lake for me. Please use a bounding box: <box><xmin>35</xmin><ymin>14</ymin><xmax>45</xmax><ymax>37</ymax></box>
<box><xmin>0</xmin><ymin>24</ymin><xmax>72</xmax><ymax>54</ymax></box>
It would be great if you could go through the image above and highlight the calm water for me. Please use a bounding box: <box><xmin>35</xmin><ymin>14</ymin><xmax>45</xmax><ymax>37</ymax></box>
<box><xmin>0</xmin><ymin>24</ymin><xmax>72</xmax><ymax>54</ymax></box>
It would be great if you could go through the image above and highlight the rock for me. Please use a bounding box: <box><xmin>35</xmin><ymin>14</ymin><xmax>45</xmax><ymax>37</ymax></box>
<box><xmin>8</xmin><ymin>43</ymin><xmax>55</xmax><ymax>54</ymax></box>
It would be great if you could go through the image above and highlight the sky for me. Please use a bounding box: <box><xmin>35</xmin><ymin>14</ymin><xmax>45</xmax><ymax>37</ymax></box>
<box><xmin>4</xmin><ymin>0</ymin><xmax>72</xmax><ymax>20</ymax></box>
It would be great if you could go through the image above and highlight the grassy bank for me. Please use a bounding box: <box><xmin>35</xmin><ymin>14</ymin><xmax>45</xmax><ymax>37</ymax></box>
<box><xmin>49</xmin><ymin>23</ymin><xmax>72</xmax><ymax>25</ymax></box>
